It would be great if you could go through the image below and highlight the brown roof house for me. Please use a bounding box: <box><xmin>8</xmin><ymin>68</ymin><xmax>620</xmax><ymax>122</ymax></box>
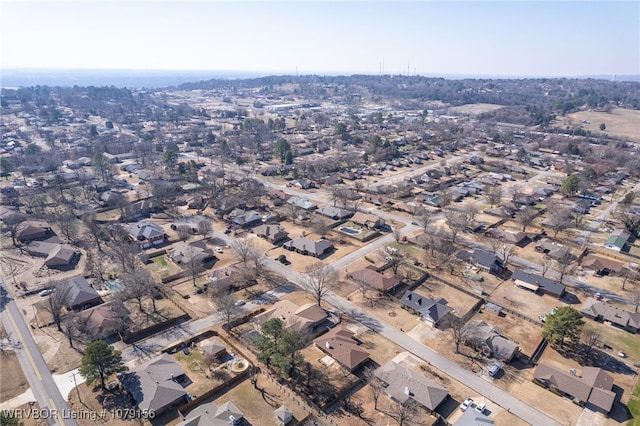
<box><xmin>313</xmin><ymin>325</ymin><xmax>370</xmax><ymax>372</ymax></box>
<box><xmin>580</xmin><ymin>299</ymin><xmax>640</xmax><ymax>333</ymax></box>
<box><xmin>176</xmin><ymin>401</ymin><xmax>244</xmax><ymax>426</ymax></box>
<box><xmin>199</xmin><ymin>339</ymin><xmax>227</xmax><ymax>361</ymax></box>
<box><xmin>27</xmin><ymin>241</ymin><xmax>80</xmax><ymax>270</ymax></box>
<box><xmin>375</xmin><ymin>357</ymin><xmax>449</xmax><ymax>414</ymax></box>
<box><xmin>463</xmin><ymin>320</ymin><xmax>520</xmax><ymax>362</ymax></box>
<box><xmin>580</xmin><ymin>254</ymin><xmax>624</xmax><ymax>275</ymax></box>
<box><xmin>169</xmin><ymin>241</ymin><xmax>215</xmax><ymax>265</ymax></box>
<box><xmin>349</xmin><ymin>265</ymin><xmax>402</xmax><ymax>293</ymax></box>
<box><xmin>283</xmin><ymin>237</ymin><xmax>333</xmax><ymax>258</ymax></box>
<box><xmin>534</xmin><ymin>363</ymin><xmax>616</xmax><ymax>414</ymax></box>
<box><xmin>16</xmin><ymin>220</ymin><xmax>53</xmax><ymax>242</ymax></box>
<box><xmin>58</xmin><ymin>275</ymin><xmax>102</xmax><ymax>311</ymax></box>
<box><xmin>254</xmin><ymin>300</ymin><xmax>327</xmax><ymax>337</ymax></box>
<box><xmin>77</xmin><ymin>301</ymin><xmax>130</xmax><ymax>340</ymax></box>
<box><xmin>120</xmin><ymin>354</ymin><xmax>188</xmax><ymax>415</ymax></box>
<box><xmin>253</xmin><ymin>224</ymin><xmax>289</xmax><ymax>244</ymax></box>
<box><xmin>351</xmin><ymin>212</ymin><xmax>385</xmax><ymax>229</ymax></box>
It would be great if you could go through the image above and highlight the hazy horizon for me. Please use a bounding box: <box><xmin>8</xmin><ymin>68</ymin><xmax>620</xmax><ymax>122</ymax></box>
<box><xmin>2</xmin><ymin>1</ymin><xmax>638</xmax><ymax>79</ymax></box>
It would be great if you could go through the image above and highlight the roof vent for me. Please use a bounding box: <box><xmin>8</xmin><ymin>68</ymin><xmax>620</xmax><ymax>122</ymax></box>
<box><xmin>404</xmin><ymin>386</ymin><xmax>411</xmax><ymax>396</ymax></box>
<box><xmin>326</xmin><ymin>341</ymin><xmax>332</xmax><ymax>350</ymax></box>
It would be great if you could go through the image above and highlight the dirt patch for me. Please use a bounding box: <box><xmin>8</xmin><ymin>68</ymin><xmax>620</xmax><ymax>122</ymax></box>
<box><xmin>0</xmin><ymin>350</ymin><xmax>29</xmax><ymax>402</ymax></box>
<box><xmin>67</xmin><ymin>382</ymin><xmax>142</xmax><ymax>426</ymax></box>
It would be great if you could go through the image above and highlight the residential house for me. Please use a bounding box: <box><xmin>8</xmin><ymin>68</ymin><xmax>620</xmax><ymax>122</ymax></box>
<box><xmin>580</xmin><ymin>254</ymin><xmax>624</xmax><ymax>275</ymax></box>
<box><xmin>362</xmin><ymin>194</ymin><xmax>392</xmax><ymax>206</ymax></box>
<box><xmin>208</xmin><ymin>265</ymin><xmax>240</xmax><ymax>289</ymax></box>
<box><xmin>501</xmin><ymin>231</ymin><xmax>529</xmax><ymax>246</ymax></box>
<box><xmin>313</xmin><ymin>325</ymin><xmax>370</xmax><ymax>372</ymax></box>
<box><xmin>200</xmin><ymin>339</ymin><xmax>227</xmax><ymax>360</ymax></box>
<box><xmin>464</xmin><ymin>320</ymin><xmax>520</xmax><ymax>362</ymax></box>
<box><xmin>535</xmin><ymin>238</ymin><xmax>570</xmax><ymax>261</ymax></box>
<box><xmin>228</xmin><ymin>209</ymin><xmax>262</xmax><ymax>228</ymax></box>
<box><xmin>320</xmin><ymin>175</ymin><xmax>343</xmax><ymax>186</ymax></box>
<box><xmin>292</xmin><ymin>178</ymin><xmax>314</xmax><ymax>189</ymax></box>
<box><xmin>26</xmin><ymin>241</ymin><xmax>80</xmax><ymax>270</ymax></box>
<box><xmin>287</xmin><ymin>196</ymin><xmax>317</xmax><ymax>210</ymax></box>
<box><xmin>58</xmin><ymin>275</ymin><xmax>102</xmax><ymax>311</ymax></box>
<box><xmin>129</xmin><ymin>220</ymin><xmax>166</xmax><ymax>249</ymax></box>
<box><xmin>274</xmin><ymin>406</ymin><xmax>293</xmax><ymax>425</ymax></box>
<box><xmin>604</xmin><ymin>229</ymin><xmax>631</xmax><ymax>252</ymax></box>
<box><xmin>533</xmin><ymin>363</ymin><xmax>616</xmax><ymax>414</ymax></box>
<box><xmin>349</xmin><ymin>265</ymin><xmax>402</xmax><ymax>293</ymax></box>
<box><xmin>121</xmin><ymin>199</ymin><xmax>158</xmax><ymax>221</ymax></box>
<box><xmin>177</xmin><ymin>401</ymin><xmax>244</xmax><ymax>426</ymax></box>
<box><xmin>375</xmin><ymin>359</ymin><xmax>449</xmax><ymax>414</ymax></box>
<box><xmin>253</xmin><ymin>224</ymin><xmax>289</xmax><ymax>244</ymax></box>
<box><xmin>169</xmin><ymin>241</ymin><xmax>215</xmax><ymax>265</ymax></box>
<box><xmin>454</xmin><ymin>408</ymin><xmax>494</xmax><ymax>426</ymax></box>
<box><xmin>457</xmin><ymin>249</ymin><xmax>504</xmax><ymax>275</ymax></box>
<box><xmin>283</xmin><ymin>237</ymin><xmax>333</xmax><ymax>257</ymax></box>
<box><xmin>316</xmin><ymin>206</ymin><xmax>353</xmax><ymax>221</ymax></box>
<box><xmin>400</xmin><ymin>291</ymin><xmax>453</xmax><ymax>327</ymax></box>
<box><xmin>351</xmin><ymin>212</ymin><xmax>385</xmax><ymax>229</ymax></box>
<box><xmin>15</xmin><ymin>220</ymin><xmax>52</xmax><ymax>242</ymax></box>
<box><xmin>120</xmin><ymin>354</ymin><xmax>188</xmax><ymax>415</ymax></box>
<box><xmin>512</xmin><ymin>270</ymin><xmax>566</xmax><ymax>298</ymax></box>
<box><xmin>77</xmin><ymin>302</ymin><xmax>130</xmax><ymax>340</ymax></box>
<box><xmin>580</xmin><ymin>299</ymin><xmax>640</xmax><ymax>333</ymax></box>
<box><xmin>254</xmin><ymin>300</ymin><xmax>327</xmax><ymax>337</ymax></box>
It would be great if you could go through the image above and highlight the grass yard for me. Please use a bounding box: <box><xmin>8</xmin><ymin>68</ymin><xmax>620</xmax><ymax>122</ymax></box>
<box><xmin>560</xmin><ymin>108</ymin><xmax>640</xmax><ymax>142</ymax></box>
<box><xmin>148</xmin><ymin>255</ymin><xmax>182</xmax><ymax>278</ymax></box>
<box><xmin>629</xmin><ymin>378</ymin><xmax>640</xmax><ymax>426</ymax></box>
<box><xmin>0</xmin><ymin>350</ymin><xmax>28</xmax><ymax>402</ymax></box>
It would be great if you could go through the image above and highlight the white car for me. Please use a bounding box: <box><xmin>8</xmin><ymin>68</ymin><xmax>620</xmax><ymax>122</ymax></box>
<box><xmin>460</xmin><ymin>398</ymin><xmax>473</xmax><ymax>411</ymax></box>
<box><xmin>215</xmin><ymin>247</ymin><xmax>223</xmax><ymax>253</ymax></box>
<box><xmin>475</xmin><ymin>402</ymin><xmax>486</xmax><ymax>413</ymax></box>
<box><xmin>39</xmin><ymin>289</ymin><xmax>53</xmax><ymax>297</ymax></box>
<box><xmin>234</xmin><ymin>300</ymin><xmax>245</xmax><ymax>306</ymax></box>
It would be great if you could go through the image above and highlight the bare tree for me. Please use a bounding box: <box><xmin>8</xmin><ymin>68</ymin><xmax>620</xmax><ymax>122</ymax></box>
<box><xmin>364</xmin><ymin>367</ymin><xmax>383</xmax><ymax>411</ymax></box>
<box><xmin>390</xmin><ymin>398</ymin><xmax>418</xmax><ymax>426</ymax></box>
<box><xmin>417</xmin><ymin>211</ymin><xmax>434</xmax><ymax>233</ymax></box>
<box><xmin>61</xmin><ymin>312</ymin><xmax>79</xmax><ymax>348</ymax></box>
<box><xmin>555</xmin><ymin>252</ymin><xmax>574</xmax><ymax>284</ymax></box>
<box><xmin>581</xmin><ymin>326</ymin><xmax>602</xmax><ymax>363</ymax></box>
<box><xmin>176</xmin><ymin>224</ymin><xmax>193</xmax><ymax>241</ymax></box>
<box><xmin>444</xmin><ymin>210</ymin><xmax>465</xmax><ymax>244</ymax></box>
<box><xmin>283</xmin><ymin>203</ymin><xmax>301</xmax><ymax>224</ymax></box>
<box><xmin>45</xmin><ymin>281</ymin><xmax>71</xmax><ymax>332</ymax></box>
<box><xmin>541</xmin><ymin>259</ymin><xmax>551</xmax><ymax>277</ymax></box>
<box><xmin>392</xmin><ymin>225</ymin><xmax>402</xmax><ymax>243</ymax></box>
<box><xmin>121</xmin><ymin>269</ymin><xmax>154</xmax><ymax>313</ymax></box>
<box><xmin>632</xmin><ymin>289</ymin><xmax>640</xmax><ymax>313</ymax></box>
<box><xmin>182</xmin><ymin>244</ymin><xmax>204</xmax><ymax>288</ymax></box>
<box><xmin>546</xmin><ymin>203</ymin><xmax>573</xmax><ymax>238</ymax></box>
<box><xmin>311</xmin><ymin>217</ymin><xmax>332</xmax><ymax>239</ymax></box>
<box><xmin>517</xmin><ymin>206</ymin><xmax>538</xmax><ymax>233</ymax></box>
<box><xmin>195</xmin><ymin>218</ymin><xmax>212</xmax><ymax>240</ymax></box>
<box><xmin>231</xmin><ymin>239</ymin><xmax>254</xmax><ymax>267</ymax></box>
<box><xmin>303</xmin><ymin>263</ymin><xmax>337</xmax><ymax>306</ymax></box>
<box><xmin>486</xmin><ymin>185</ymin><xmax>502</xmax><ymax>208</ymax></box>
<box><xmin>499</xmin><ymin>244</ymin><xmax>515</xmax><ymax>270</ymax></box>
<box><xmin>443</xmin><ymin>315</ymin><xmax>471</xmax><ymax>354</ymax></box>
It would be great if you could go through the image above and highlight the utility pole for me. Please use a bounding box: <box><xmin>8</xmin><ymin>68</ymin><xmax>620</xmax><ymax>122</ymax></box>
<box><xmin>71</xmin><ymin>371</ymin><xmax>82</xmax><ymax>404</ymax></box>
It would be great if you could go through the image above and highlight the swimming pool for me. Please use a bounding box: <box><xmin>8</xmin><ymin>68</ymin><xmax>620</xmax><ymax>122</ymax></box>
<box><xmin>104</xmin><ymin>278</ymin><xmax>123</xmax><ymax>292</ymax></box>
<box><xmin>340</xmin><ymin>227</ymin><xmax>362</xmax><ymax>235</ymax></box>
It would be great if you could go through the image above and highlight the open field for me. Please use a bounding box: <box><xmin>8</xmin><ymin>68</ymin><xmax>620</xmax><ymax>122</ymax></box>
<box><xmin>0</xmin><ymin>351</ymin><xmax>28</xmax><ymax>402</ymax></box>
<box><xmin>558</xmin><ymin>108</ymin><xmax>640</xmax><ymax>142</ymax></box>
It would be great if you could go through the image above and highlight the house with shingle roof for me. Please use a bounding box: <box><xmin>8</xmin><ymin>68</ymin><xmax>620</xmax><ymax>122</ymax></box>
<box><xmin>349</xmin><ymin>265</ymin><xmax>402</xmax><ymax>293</ymax></box>
<box><xmin>16</xmin><ymin>220</ymin><xmax>52</xmax><ymax>242</ymax></box>
<box><xmin>169</xmin><ymin>241</ymin><xmax>215</xmax><ymax>265</ymax></box>
<box><xmin>351</xmin><ymin>212</ymin><xmax>385</xmax><ymax>229</ymax></box>
<box><xmin>464</xmin><ymin>320</ymin><xmax>520</xmax><ymax>362</ymax></box>
<box><xmin>580</xmin><ymin>254</ymin><xmax>623</xmax><ymax>275</ymax></box>
<box><xmin>534</xmin><ymin>363</ymin><xmax>616</xmax><ymax>414</ymax></box>
<box><xmin>283</xmin><ymin>237</ymin><xmax>333</xmax><ymax>257</ymax></box>
<box><xmin>254</xmin><ymin>224</ymin><xmax>289</xmax><ymax>244</ymax></box>
<box><xmin>512</xmin><ymin>269</ymin><xmax>566</xmax><ymax>299</ymax></box>
<box><xmin>375</xmin><ymin>358</ymin><xmax>449</xmax><ymax>413</ymax></box>
<box><xmin>604</xmin><ymin>229</ymin><xmax>631</xmax><ymax>252</ymax></box>
<box><xmin>457</xmin><ymin>249</ymin><xmax>504</xmax><ymax>275</ymax></box>
<box><xmin>120</xmin><ymin>354</ymin><xmax>188</xmax><ymax>415</ymax></box>
<box><xmin>58</xmin><ymin>275</ymin><xmax>102</xmax><ymax>311</ymax></box>
<box><xmin>316</xmin><ymin>206</ymin><xmax>353</xmax><ymax>220</ymax></box>
<box><xmin>313</xmin><ymin>325</ymin><xmax>370</xmax><ymax>372</ymax></box>
<box><xmin>177</xmin><ymin>401</ymin><xmax>244</xmax><ymax>426</ymax></box>
<box><xmin>129</xmin><ymin>220</ymin><xmax>166</xmax><ymax>249</ymax></box>
<box><xmin>580</xmin><ymin>299</ymin><xmax>640</xmax><ymax>333</ymax></box>
<box><xmin>254</xmin><ymin>300</ymin><xmax>327</xmax><ymax>337</ymax></box>
<box><xmin>400</xmin><ymin>290</ymin><xmax>453</xmax><ymax>327</ymax></box>
<box><xmin>77</xmin><ymin>301</ymin><xmax>130</xmax><ymax>339</ymax></box>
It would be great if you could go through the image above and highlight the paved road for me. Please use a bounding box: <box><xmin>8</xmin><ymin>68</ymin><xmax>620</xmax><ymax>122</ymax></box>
<box><xmin>0</xmin><ymin>280</ymin><xmax>78</xmax><ymax>426</ymax></box>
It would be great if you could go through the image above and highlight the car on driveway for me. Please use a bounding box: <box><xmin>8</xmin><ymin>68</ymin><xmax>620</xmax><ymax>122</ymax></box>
<box><xmin>460</xmin><ymin>398</ymin><xmax>473</xmax><ymax>411</ymax></box>
<box><xmin>215</xmin><ymin>247</ymin><xmax>223</xmax><ymax>253</ymax></box>
<box><xmin>39</xmin><ymin>289</ymin><xmax>53</xmax><ymax>296</ymax></box>
<box><xmin>488</xmin><ymin>364</ymin><xmax>501</xmax><ymax>377</ymax></box>
<box><xmin>234</xmin><ymin>300</ymin><xmax>245</xmax><ymax>306</ymax></box>
<box><xmin>475</xmin><ymin>402</ymin><xmax>486</xmax><ymax>413</ymax></box>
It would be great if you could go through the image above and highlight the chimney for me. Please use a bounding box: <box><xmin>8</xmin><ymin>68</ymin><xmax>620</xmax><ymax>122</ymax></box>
<box><xmin>326</xmin><ymin>341</ymin><xmax>332</xmax><ymax>350</ymax></box>
<box><xmin>404</xmin><ymin>387</ymin><xmax>411</xmax><ymax>396</ymax></box>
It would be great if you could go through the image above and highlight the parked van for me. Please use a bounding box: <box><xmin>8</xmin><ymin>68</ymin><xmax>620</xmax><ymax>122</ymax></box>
<box><xmin>488</xmin><ymin>364</ymin><xmax>501</xmax><ymax>377</ymax></box>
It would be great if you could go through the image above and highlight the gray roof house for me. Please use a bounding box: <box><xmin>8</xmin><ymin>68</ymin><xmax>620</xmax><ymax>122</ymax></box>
<box><xmin>580</xmin><ymin>298</ymin><xmax>640</xmax><ymax>333</ymax></box>
<box><xmin>169</xmin><ymin>241</ymin><xmax>215</xmax><ymax>265</ymax></box>
<box><xmin>464</xmin><ymin>320</ymin><xmax>519</xmax><ymax>362</ymax></box>
<box><xmin>15</xmin><ymin>220</ymin><xmax>52</xmax><ymax>242</ymax></box>
<box><xmin>59</xmin><ymin>275</ymin><xmax>102</xmax><ymax>310</ymax></box>
<box><xmin>275</xmin><ymin>405</ymin><xmax>293</xmax><ymax>425</ymax></box>
<box><xmin>200</xmin><ymin>339</ymin><xmax>227</xmax><ymax>359</ymax></box>
<box><xmin>287</xmin><ymin>196</ymin><xmax>317</xmax><ymax>210</ymax></box>
<box><xmin>400</xmin><ymin>291</ymin><xmax>453</xmax><ymax>327</ymax></box>
<box><xmin>454</xmin><ymin>408</ymin><xmax>495</xmax><ymax>426</ymax></box>
<box><xmin>534</xmin><ymin>363</ymin><xmax>616</xmax><ymax>414</ymax></box>
<box><xmin>129</xmin><ymin>221</ymin><xmax>165</xmax><ymax>249</ymax></box>
<box><xmin>253</xmin><ymin>224</ymin><xmax>289</xmax><ymax>244</ymax></box>
<box><xmin>120</xmin><ymin>354</ymin><xmax>188</xmax><ymax>415</ymax></box>
<box><xmin>458</xmin><ymin>249</ymin><xmax>504</xmax><ymax>275</ymax></box>
<box><xmin>228</xmin><ymin>209</ymin><xmax>262</xmax><ymax>228</ymax></box>
<box><xmin>316</xmin><ymin>206</ymin><xmax>353</xmax><ymax>220</ymax></box>
<box><xmin>512</xmin><ymin>269</ymin><xmax>566</xmax><ymax>298</ymax></box>
<box><xmin>283</xmin><ymin>237</ymin><xmax>333</xmax><ymax>257</ymax></box>
<box><xmin>375</xmin><ymin>360</ymin><xmax>449</xmax><ymax>413</ymax></box>
<box><xmin>177</xmin><ymin>401</ymin><xmax>244</xmax><ymax>426</ymax></box>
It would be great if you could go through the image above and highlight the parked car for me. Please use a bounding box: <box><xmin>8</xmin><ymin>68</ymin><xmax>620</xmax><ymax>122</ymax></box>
<box><xmin>488</xmin><ymin>364</ymin><xmax>501</xmax><ymax>377</ymax></box>
<box><xmin>215</xmin><ymin>247</ymin><xmax>223</xmax><ymax>253</ymax></box>
<box><xmin>234</xmin><ymin>300</ymin><xmax>245</xmax><ymax>306</ymax></box>
<box><xmin>475</xmin><ymin>402</ymin><xmax>486</xmax><ymax>413</ymax></box>
<box><xmin>39</xmin><ymin>289</ymin><xmax>53</xmax><ymax>297</ymax></box>
<box><xmin>460</xmin><ymin>398</ymin><xmax>473</xmax><ymax>411</ymax></box>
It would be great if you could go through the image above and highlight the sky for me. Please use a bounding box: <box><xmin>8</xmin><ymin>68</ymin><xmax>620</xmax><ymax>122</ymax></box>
<box><xmin>1</xmin><ymin>1</ymin><xmax>639</xmax><ymax>78</ymax></box>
